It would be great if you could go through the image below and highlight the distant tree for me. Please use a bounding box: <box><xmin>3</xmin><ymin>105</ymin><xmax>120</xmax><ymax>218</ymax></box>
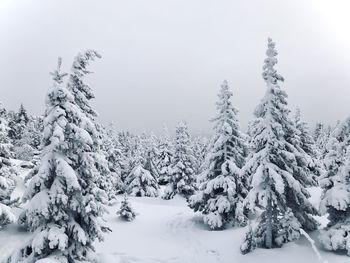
<box><xmin>0</xmin><ymin>104</ymin><xmax>13</xmax><ymax>158</ymax></box>
<box><xmin>294</xmin><ymin>108</ymin><xmax>323</xmax><ymax>181</ymax></box>
<box><xmin>191</xmin><ymin>135</ymin><xmax>208</xmax><ymax>174</ymax></box>
<box><xmin>156</xmin><ymin>126</ymin><xmax>173</xmax><ymax>185</ymax></box>
<box><xmin>100</xmin><ymin>123</ymin><xmax>125</xmax><ymax>199</ymax></box>
<box><xmin>125</xmin><ymin>139</ymin><xmax>159</xmax><ymax>197</ymax></box>
<box><xmin>163</xmin><ymin>121</ymin><xmax>196</xmax><ymax>199</ymax></box>
<box><xmin>189</xmin><ymin>80</ymin><xmax>248</xmax><ymax>230</ymax></box>
<box><xmin>8</xmin><ymin>103</ymin><xmax>29</xmax><ymax>142</ymax></box>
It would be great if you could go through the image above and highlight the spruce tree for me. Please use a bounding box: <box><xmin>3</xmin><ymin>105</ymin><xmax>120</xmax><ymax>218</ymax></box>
<box><xmin>125</xmin><ymin>141</ymin><xmax>159</xmax><ymax>197</ymax></box>
<box><xmin>156</xmin><ymin>126</ymin><xmax>173</xmax><ymax>185</ymax></box>
<box><xmin>116</xmin><ymin>194</ymin><xmax>137</xmax><ymax>221</ymax></box>
<box><xmin>8</xmin><ymin>104</ymin><xmax>29</xmax><ymax>142</ymax></box>
<box><xmin>0</xmin><ymin>106</ymin><xmax>17</xmax><ymax>229</ymax></box>
<box><xmin>189</xmin><ymin>80</ymin><xmax>248</xmax><ymax>230</ymax></box>
<box><xmin>163</xmin><ymin>121</ymin><xmax>196</xmax><ymax>199</ymax></box>
<box><xmin>67</xmin><ymin>50</ymin><xmax>112</xmax><ymax>204</ymax></box>
<box><xmin>8</xmin><ymin>58</ymin><xmax>108</xmax><ymax>263</ymax></box>
<box><xmin>191</xmin><ymin>136</ymin><xmax>208</xmax><ymax>174</ymax></box>
<box><xmin>319</xmin><ymin>145</ymin><xmax>350</xmax><ymax>255</ymax></box>
<box><xmin>100</xmin><ymin>123</ymin><xmax>125</xmax><ymax>197</ymax></box>
<box><xmin>294</xmin><ymin>108</ymin><xmax>322</xmax><ymax>182</ymax></box>
<box><xmin>242</xmin><ymin>38</ymin><xmax>318</xmax><ymax>251</ymax></box>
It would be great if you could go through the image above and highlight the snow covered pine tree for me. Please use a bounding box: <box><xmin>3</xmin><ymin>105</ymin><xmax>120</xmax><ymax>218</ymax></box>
<box><xmin>67</xmin><ymin>50</ymin><xmax>114</xmax><ymax>204</ymax></box>
<box><xmin>156</xmin><ymin>126</ymin><xmax>173</xmax><ymax>185</ymax></box>
<box><xmin>320</xmin><ymin>145</ymin><xmax>350</xmax><ymax>255</ymax></box>
<box><xmin>319</xmin><ymin>117</ymin><xmax>350</xmax><ymax>255</ymax></box>
<box><xmin>242</xmin><ymin>38</ymin><xmax>318</xmax><ymax>251</ymax></box>
<box><xmin>0</xmin><ymin>107</ymin><xmax>17</xmax><ymax>229</ymax></box>
<box><xmin>294</xmin><ymin>108</ymin><xmax>323</xmax><ymax>182</ymax></box>
<box><xmin>189</xmin><ymin>80</ymin><xmax>248</xmax><ymax>230</ymax></box>
<box><xmin>116</xmin><ymin>194</ymin><xmax>137</xmax><ymax>221</ymax></box>
<box><xmin>163</xmin><ymin>121</ymin><xmax>197</xmax><ymax>200</ymax></box>
<box><xmin>125</xmin><ymin>139</ymin><xmax>159</xmax><ymax>197</ymax></box>
<box><xmin>7</xmin><ymin>58</ymin><xmax>108</xmax><ymax>263</ymax></box>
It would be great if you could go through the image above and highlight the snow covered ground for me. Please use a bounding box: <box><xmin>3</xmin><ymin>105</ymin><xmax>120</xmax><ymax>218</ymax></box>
<box><xmin>0</xmin><ymin>167</ymin><xmax>348</xmax><ymax>263</ymax></box>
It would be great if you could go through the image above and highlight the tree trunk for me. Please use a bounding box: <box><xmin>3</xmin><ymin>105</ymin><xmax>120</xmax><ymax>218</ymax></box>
<box><xmin>265</xmin><ymin>197</ymin><xmax>273</xmax><ymax>248</ymax></box>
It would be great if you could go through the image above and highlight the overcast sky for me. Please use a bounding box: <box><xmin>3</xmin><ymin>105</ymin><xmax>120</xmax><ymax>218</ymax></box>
<box><xmin>0</xmin><ymin>0</ymin><xmax>350</xmax><ymax>134</ymax></box>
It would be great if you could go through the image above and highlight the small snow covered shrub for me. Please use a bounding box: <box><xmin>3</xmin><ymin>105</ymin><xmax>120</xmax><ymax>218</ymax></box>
<box><xmin>117</xmin><ymin>195</ymin><xmax>137</xmax><ymax>221</ymax></box>
<box><xmin>240</xmin><ymin>225</ymin><xmax>256</xmax><ymax>254</ymax></box>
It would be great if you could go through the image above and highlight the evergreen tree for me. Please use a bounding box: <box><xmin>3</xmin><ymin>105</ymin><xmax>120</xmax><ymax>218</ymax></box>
<box><xmin>0</xmin><ymin>104</ymin><xmax>13</xmax><ymax>158</ymax></box>
<box><xmin>315</xmin><ymin>124</ymin><xmax>332</xmax><ymax>157</ymax></box>
<box><xmin>191</xmin><ymin>135</ymin><xmax>208</xmax><ymax>174</ymax></box>
<box><xmin>67</xmin><ymin>50</ymin><xmax>113</xmax><ymax>204</ymax></box>
<box><xmin>0</xmin><ymin>106</ymin><xmax>17</xmax><ymax>229</ymax></box>
<box><xmin>116</xmin><ymin>195</ymin><xmax>137</xmax><ymax>221</ymax></box>
<box><xmin>319</xmin><ymin>144</ymin><xmax>350</xmax><ymax>255</ymax></box>
<box><xmin>8</xmin><ymin>104</ymin><xmax>29</xmax><ymax>142</ymax></box>
<box><xmin>14</xmin><ymin>121</ymin><xmax>36</xmax><ymax>161</ymax></box>
<box><xmin>294</xmin><ymin>108</ymin><xmax>323</xmax><ymax>181</ymax></box>
<box><xmin>125</xmin><ymin>163</ymin><xmax>159</xmax><ymax>197</ymax></box>
<box><xmin>156</xmin><ymin>126</ymin><xmax>173</xmax><ymax>185</ymax></box>
<box><xmin>189</xmin><ymin>80</ymin><xmax>248</xmax><ymax>230</ymax></box>
<box><xmin>163</xmin><ymin>121</ymin><xmax>196</xmax><ymax>199</ymax></box>
<box><xmin>313</xmin><ymin>122</ymin><xmax>324</xmax><ymax>142</ymax></box>
<box><xmin>242</xmin><ymin>38</ymin><xmax>318</xmax><ymax>251</ymax></box>
<box><xmin>125</xmin><ymin>139</ymin><xmax>159</xmax><ymax>197</ymax></box>
<box><xmin>8</xmin><ymin>58</ymin><xmax>108</xmax><ymax>263</ymax></box>
<box><xmin>320</xmin><ymin>117</ymin><xmax>350</xmax><ymax>198</ymax></box>
<box><xmin>240</xmin><ymin>224</ymin><xmax>256</xmax><ymax>254</ymax></box>
<box><xmin>67</xmin><ymin>50</ymin><xmax>101</xmax><ymax>119</ymax></box>
<box><xmin>100</xmin><ymin>123</ymin><xmax>124</xmax><ymax>198</ymax></box>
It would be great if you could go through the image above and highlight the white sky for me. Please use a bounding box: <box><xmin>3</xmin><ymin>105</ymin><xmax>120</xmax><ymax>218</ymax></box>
<box><xmin>1</xmin><ymin>0</ymin><xmax>350</xmax><ymax>134</ymax></box>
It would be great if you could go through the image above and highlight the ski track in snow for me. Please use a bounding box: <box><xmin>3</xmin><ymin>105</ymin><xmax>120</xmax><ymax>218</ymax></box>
<box><xmin>165</xmin><ymin>212</ymin><xmax>221</xmax><ymax>263</ymax></box>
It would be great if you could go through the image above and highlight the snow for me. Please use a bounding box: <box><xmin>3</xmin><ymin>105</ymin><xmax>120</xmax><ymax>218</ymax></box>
<box><xmin>0</xmin><ymin>190</ymin><xmax>348</xmax><ymax>263</ymax></box>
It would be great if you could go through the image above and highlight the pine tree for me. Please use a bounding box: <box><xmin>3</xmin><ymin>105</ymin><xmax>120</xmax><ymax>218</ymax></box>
<box><xmin>0</xmin><ymin>104</ymin><xmax>13</xmax><ymax>158</ymax></box>
<box><xmin>125</xmin><ymin>138</ymin><xmax>159</xmax><ymax>197</ymax></box>
<box><xmin>240</xmin><ymin>224</ymin><xmax>256</xmax><ymax>254</ymax></box>
<box><xmin>14</xmin><ymin>121</ymin><xmax>36</xmax><ymax>161</ymax></box>
<box><xmin>320</xmin><ymin>117</ymin><xmax>350</xmax><ymax>199</ymax></box>
<box><xmin>156</xmin><ymin>126</ymin><xmax>173</xmax><ymax>185</ymax></box>
<box><xmin>163</xmin><ymin>121</ymin><xmax>196</xmax><ymax>199</ymax></box>
<box><xmin>125</xmin><ymin>163</ymin><xmax>159</xmax><ymax>197</ymax></box>
<box><xmin>0</xmin><ymin>106</ymin><xmax>17</xmax><ymax>229</ymax></box>
<box><xmin>116</xmin><ymin>195</ymin><xmax>137</xmax><ymax>221</ymax></box>
<box><xmin>189</xmin><ymin>80</ymin><xmax>248</xmax><ymax>230</ymax></box>
<box><xmin>67</xmin><ymin>50</ymin><xmax>113</xmax><ymax>204</ymax></box>
<box><xmin>315</xmin><ymin>124</ymin><xmax>332</xmax><ymax>157</ymax></box>
<box><xmin>242</xmin><ymin>38</ymin><xmax>318</xmax><ymax>251</ymax></box>
<box><xmin>294</xmin><ymin>108</ymin><xmax>323</xmax><ymax>181</ymax></box>
<box><xmin>7</xmin><ymin>58</ymin><xmax>108</xmax><ymax>263</ymax></box>
<box><xmin>319</xmin><ymin>145</ymin><xmax>350</xmax><ymax>255</ymax></box>
<box><xmin>191</xmin><ymin>136</ymin><xmax>208</xmax><ymax>174</ymax></box>
<box><xmin>8</xmin><ymin>104</ymin><xmax>29</xmax><ymax>142</ymax></box>
<box><xmin>67</xmin><ymin>50</ymin><xmax>101</xmax><ymax>119</ymax></box>
<box><xmin>100</xmin><ymin>123</ymin><xmax>125</xmax><ymax>198</ymax></box>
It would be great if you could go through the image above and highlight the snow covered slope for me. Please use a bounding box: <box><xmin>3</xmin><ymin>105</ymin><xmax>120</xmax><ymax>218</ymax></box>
<box><xmin>0</xmin><ymin>191</ymin><xmax>348</xmax><ymax>263</ymax></box>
